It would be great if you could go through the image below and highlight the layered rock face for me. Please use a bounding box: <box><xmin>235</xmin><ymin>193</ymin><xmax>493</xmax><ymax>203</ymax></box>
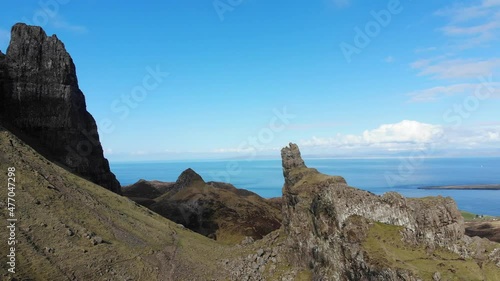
<box><xmin>280</xmin><ymin>143</ymin><xmax>497</xmax><ymax>280</ymax></box>
<box><xmin>0</xmin><ymin>23</ymin><xmax>120</xmax><ymax>193</ymax></box>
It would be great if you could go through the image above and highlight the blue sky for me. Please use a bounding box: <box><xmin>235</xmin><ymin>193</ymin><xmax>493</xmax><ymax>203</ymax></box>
<box><xmin>1</xmin><ymin>0</ymin><xmax>499</xmax><ymax>161</ymax></box>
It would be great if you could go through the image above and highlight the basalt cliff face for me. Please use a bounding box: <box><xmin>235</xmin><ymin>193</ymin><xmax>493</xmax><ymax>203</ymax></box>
<box><xmin>0</xmin><ymin>23</ymin><xmax>120</xmax><ymax>193</ymax></box>
<box><xmin>280</xmin><ymin>143</ymin><xmax>499</xmax><ymax>280</ymax></box>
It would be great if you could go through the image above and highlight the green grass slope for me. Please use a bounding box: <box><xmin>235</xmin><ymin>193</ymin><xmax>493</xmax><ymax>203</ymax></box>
<box><xmin>0</xmin><ymin>125</ymin><xmax>235</xmax><ymax>280</ymax></box>
<box><xmin>363</xmin><ymin>221</ymin><xmax>500</xmax><ymax>281</ymax></box>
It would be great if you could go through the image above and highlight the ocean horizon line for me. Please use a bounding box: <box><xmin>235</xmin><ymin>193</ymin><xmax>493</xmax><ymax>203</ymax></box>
<box><xmin>109</xmin><ymin>155</ymin><xmax>500</xmax><ymax>164</ymax></box>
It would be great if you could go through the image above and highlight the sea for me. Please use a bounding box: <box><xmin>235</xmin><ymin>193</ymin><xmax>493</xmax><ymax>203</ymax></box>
<box><xmin>111</xmin><ymin>157</ymin><xmax>500</xmax><ymax>216</ymax></box>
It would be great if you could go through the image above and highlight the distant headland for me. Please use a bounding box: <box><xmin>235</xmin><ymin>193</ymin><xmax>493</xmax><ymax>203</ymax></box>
<box><xmin>419</xmin><ymin>184</ymin><xmax>500</xmax><ymax>190</ymax></box>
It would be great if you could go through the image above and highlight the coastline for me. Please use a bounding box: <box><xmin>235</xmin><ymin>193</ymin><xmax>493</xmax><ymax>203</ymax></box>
<box><xmin>419</xmin><ymin>184</ymin><xmax>500</xmax><ymax>190</ymax></box>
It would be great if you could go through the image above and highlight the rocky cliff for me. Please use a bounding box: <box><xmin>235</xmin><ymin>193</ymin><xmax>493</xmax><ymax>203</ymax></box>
<box><xmin>281</xmin><ymin>143</ymin><xmax>499</xmax><ymax>280</ymax></box>
<box><xmin>0</xmin><ymin>23</ymin><xmax>120</xmax><ymax>193</ymax></box>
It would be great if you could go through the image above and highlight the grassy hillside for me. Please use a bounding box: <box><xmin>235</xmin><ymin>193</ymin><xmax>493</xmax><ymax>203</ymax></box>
<box><xmin>462</xmin><ymin>211</ymin><xmax>478</xmax><ymax>221</ymax></box>
<box><xmin>363</xmin><ymin>221</ymin><xmax>500</xmax><ymax>280</ymax></box>
<box><xmin>0</xmin><ymin>124</ymin><xmax>239</xmax><ymax>280</ymax></box>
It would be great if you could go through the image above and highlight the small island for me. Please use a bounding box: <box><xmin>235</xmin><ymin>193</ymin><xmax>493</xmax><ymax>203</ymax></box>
<box><xmin>419</xmin><ymin>184</ymin><xmax>500</xmax><ymax>190</ymax></box>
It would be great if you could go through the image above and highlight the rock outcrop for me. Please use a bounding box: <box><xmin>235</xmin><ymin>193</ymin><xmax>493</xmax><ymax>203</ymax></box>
<box><xmin>281</xmin><ymin>143</ymin><xmax>499</xmax><ymax>280</ymax></box>
<box><xmin>122</xmin><ymin>179</ymin><xmax>170</xmax><ymax>199</ymax></box>
<box><xmin>0</xmin><ymin>23</ymin><xmax>120</xmax><ymax>193</ymax></box>
<box><xmin>124</xmin><ymin>169</ymin><xmax>282</xmax><ymax>244</ymax></box>
<box><xmin>175</xmin><ymin>168</ymin><xmax>205</xmax><ymax>189</ymax></box>
<box><xmin>465</xmin><ymin>220</ymin><xmax>500</xmax><ymax>243</ymax></box>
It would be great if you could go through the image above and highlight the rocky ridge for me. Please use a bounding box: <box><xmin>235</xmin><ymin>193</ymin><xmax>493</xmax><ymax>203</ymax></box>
<box><xmin>0</xmin><ymin>23</ymin><xmax>120</xmax><ymax>193</ymax></box>
<box><xmin>280</xmin><ymin>143</ymin><xmax>499</xmax><ymax>280</ymax></box>
<box><xmin>124</xmin><ymin>169</ymin><xmax>282</xmax><ymax>244</ymax></box>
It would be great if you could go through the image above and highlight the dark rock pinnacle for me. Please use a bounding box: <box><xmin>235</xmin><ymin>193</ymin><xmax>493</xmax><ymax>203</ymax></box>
<box><xmin>0</xmin><ymin>23</ymin><xmax>120</xmax><ymax>193</ymax></box>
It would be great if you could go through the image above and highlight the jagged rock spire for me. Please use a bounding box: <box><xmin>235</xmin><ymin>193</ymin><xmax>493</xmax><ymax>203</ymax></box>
<box><xmin>0</xmin><ymin>23</ymin><xmax>121</xmax><ymax>193</ymax></box>
<box><xmin>281</xmin><ymin>143</ymin><xmax>306</xmax><ymax>172</ymax></box>
<box><xmin>281</xmin><ymin>143</ymin><xmax>308</xmax><ymax>186</ymax></box>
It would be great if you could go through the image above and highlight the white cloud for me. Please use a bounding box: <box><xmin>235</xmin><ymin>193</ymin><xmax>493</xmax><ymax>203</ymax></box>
<box><xmin>440</xmin><ymin>20</ymin><xmax>500</xmax><ymax>37</ymax></box>
<box><xmin>408</xmin><ymin>2</ymin><xmax>500</xmax><ymax>105</ymax></box>
<box><xmin>435</xmin><ymin>2</ymin><xmax>494</xmax><ymax>23</ymax></box>
<box><xmin>28</xmin><ymin>11</ymin><xmax>88</xmax><ymax>33</ymax></box>
<box><xmin>212</xmin><ymin>147</ymin><xmax>255</xmax><ymax>153</ymax></box>
<box><xmin>301</xmin><ymin>120</ymin><xmax>444</xmax><ymax>150</ymax></box>
<box><xmin>363</xmin><ymin>121</ymin><xmax>443</xmax><ymax>143</ymax></box>
<box><xmin>131</xmin><ymin>150</ymin><xmax>148</xmax><ymax>156</ymax></box>
<box><xmin>332</xmin><ymin>0</ymin><xmax>351</xmax><ymax>8</ymax></box>
<box><xmin>300</xmin><ymin>120</ymin><xmax>500</xmax><ymax>155</ymax></box>
<box><xmin>286</xmin><ymin>121</ymin><xmax>347</xmax><ymax>131</ymax></box>
<box><xmin>410</xmin><ymin>58</ymin><xmax>500</xmax><ymax>79</ymax></box>
<box><xmin>435</xmin><ymin>0</ymin><xmax>500</xmax><ymax>47</ymax></box>
<box><xmin>435</xmin><ymin>0</ymin><xmax>500</xmax><ymax>22</ymax></box>
<box><xmin>51</xmin><ymin>18</ymin><xmax>87</xmax><ymax>33</ymax></box>
<box><xmin>408</xmin><ymin>82</ymin><xmax>500</xmax><ymax>102</ymax></box>
<box><xmin>444</xmin><ymin>125</ymin><xmax>500</xmax><ymax>147</ymax></box>
<box><xmin>484</xmin><ymin>0</ymin><xmax>500</xmax><ymax>7</ymax></box>
<box><xmin>414</xmin><ymin>47</ymin><xmax>437</xmax><ymax>53</ymax></box>
<box><xmin>111</xmin><ymin>121</ymin><xmax>500</xmax><ymax>159</ymax></box>
<box><xmin>212</xmin><ymin>145</ymin><xmax>281</xmax><ymax>154</ymax></box>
